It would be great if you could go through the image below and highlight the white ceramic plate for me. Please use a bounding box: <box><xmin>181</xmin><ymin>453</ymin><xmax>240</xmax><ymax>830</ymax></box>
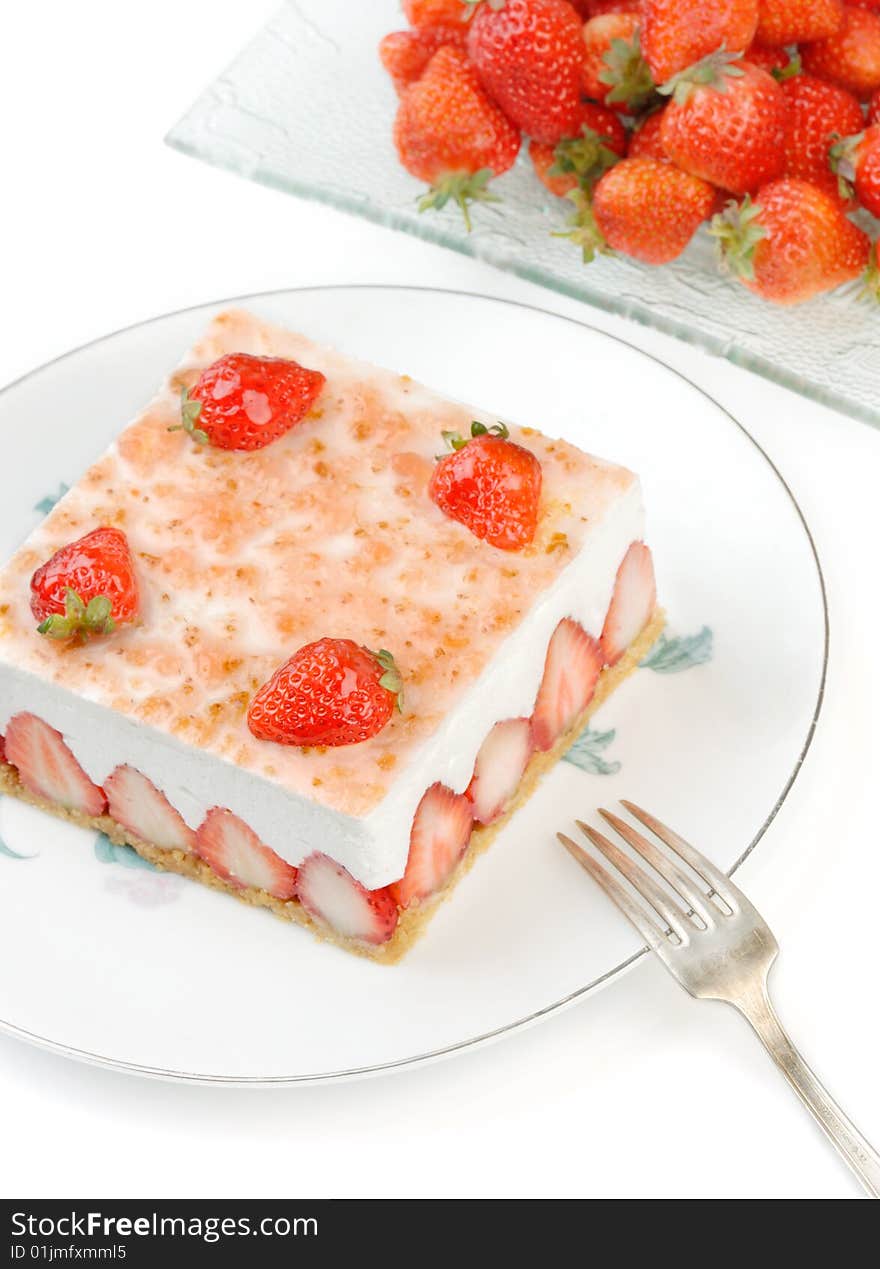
<box><xmin>0</xmin><ymin>287</ymin><xmax>826</xmax><ymax>1085</ymax></box>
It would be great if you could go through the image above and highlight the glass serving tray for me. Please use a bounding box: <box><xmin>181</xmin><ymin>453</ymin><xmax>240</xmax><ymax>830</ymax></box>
<box><xmin>167</xmin><ymin>0</ymin><xmax>880</xmax><ymax>428</ymax></box>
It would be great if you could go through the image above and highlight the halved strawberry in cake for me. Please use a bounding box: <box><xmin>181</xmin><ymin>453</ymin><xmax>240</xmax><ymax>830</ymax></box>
<box><xmin>391</xmin><ymin>783</ymin><xmax>474</xmax><ymax>909</ymax></box>
<box><xmin>601</xmin><ymin>541</ymin><xmax>657</xmax><ymax>667</ymax></box>
<box><xmin>466</xmin><ymin>718</ymin><xmax>533</xmax><ymax>826</ymax></box>
<box><xmin>0</xmin><ymin>310</ymin><xmax>662</xmax><ymax>961</ymax></box>
<box><xmin>532</xmin><ymin>620</ymin><xmax>605</xmax><ymax>753</ymax></box>
<box><xmin>5</xmin><ymin>713</ymin><xmax>106</xmax><ymax>817</ymax></box>
<box><xmin>195</xmin><ymin>808</ymin><xmax>298</xmax><ymax>900</ymax></box>
<box><xmin>297</xmin><ymin>853</ymin><xmax>399</xmax><ymax>946</ymax></box>
<box><xmin>105</xmin><ymin>765</ymin><xmax>196</xmax><ymax>854</ymax></box>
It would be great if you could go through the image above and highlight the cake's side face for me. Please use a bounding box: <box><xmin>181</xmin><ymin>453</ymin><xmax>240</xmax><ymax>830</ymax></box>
<box><xmin>0</xmin><ymin>310</ymin><xmax>661</xmax><ymax>958</ymax></box>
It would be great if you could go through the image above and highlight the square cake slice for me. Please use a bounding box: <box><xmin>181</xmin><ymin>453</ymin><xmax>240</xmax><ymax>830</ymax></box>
<box><xmin>0</xmin><ymin>310</ymin><xmax>662</xmax><ymax>961</ymax></box>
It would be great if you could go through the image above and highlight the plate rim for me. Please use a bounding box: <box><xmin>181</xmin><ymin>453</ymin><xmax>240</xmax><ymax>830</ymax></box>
<box><xmin>0</xmin><ymin>284</ymin><xmax>830</xmax><ymax>1086</ymax></box>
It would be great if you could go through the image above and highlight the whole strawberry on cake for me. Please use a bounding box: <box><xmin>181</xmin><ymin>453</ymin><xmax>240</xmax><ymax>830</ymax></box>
<box><xmin>0</xmin><ymin>309</ymin><xmax>662</xmax><ymax>961</ymax></box>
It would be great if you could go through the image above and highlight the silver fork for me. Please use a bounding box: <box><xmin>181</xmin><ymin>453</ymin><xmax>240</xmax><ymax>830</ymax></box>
<box><xmin>558</xmin><ymin>800</ymin><xmax>880</xmax><ymax>1198</ymax></box>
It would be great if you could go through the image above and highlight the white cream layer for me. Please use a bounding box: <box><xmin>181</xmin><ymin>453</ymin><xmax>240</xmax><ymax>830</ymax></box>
<box><xmin>0</xmin><ymin>481</ymin><xmax>644</xmax><ymax>890</ymax></box>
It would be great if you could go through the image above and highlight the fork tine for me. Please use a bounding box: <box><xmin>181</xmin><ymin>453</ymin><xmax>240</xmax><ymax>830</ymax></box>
<box><xmin>598</xmin><ymin>808</ymin><xmax>717</xmax><ymax>927</ymax></box>
<box><xmin>574</xmin><ymin>823</ymin><xmax>692</xmax><ymax>944</ymax></box>
<box><xmin>557</xmin><ymin>832</ymin><xmax>670</xmax><ymax>954</ymax></box>
<box><xmin>619</xmin><ymin>800</ymin><xmax>741</xmax><ymax>911</ymax></box>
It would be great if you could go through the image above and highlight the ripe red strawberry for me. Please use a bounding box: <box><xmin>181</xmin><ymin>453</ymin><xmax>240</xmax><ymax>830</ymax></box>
<box><xmin>104</xmin><ymin>765</ymin><xmax>196</xmax><ymax>853</ymax></box>
<box><xmin>577</xmin><ymin>0</ymin><xmax>644</xmax><ymax>12</ymax></box>
<box><xmin>628</xmin><ymin>107</ymin><xmax>669</xmax><ymax>159</ymax></box>
<box><xmin>4</xmin><ymin>712</ymin><xmax>106</xmax><ymax>816</ymax></box>
<box><xmin>394</xmin><ymin>46</ymin><xmax>521</xmax><ymax>228</ymax></box>
<box><xmin>745</xmin><ymin>42</ymin><xmax>800</xmax><ymax>76</ymax></box>
<box><xmin>529</xmin><ymin>139</ymin><xmax>590</xmax><ymax>196</ymax></box>
<box><xmin>870</xmin><ymin>87</ymin><xmax>880</xmax><ymax>123</ymax></box>
<box><xmin>592</xmin><ymin>157</ymin><xmax>716</xmax><ymax>263</ymax></box>
<box><xmin>467</xmin><ymin>0</ymin><xmax>586</xmax><ymax>144</ymax></box>
<box><xmin>529</xmin><ymin>143</ymin><xmax>577</xmax><ymax>196</ymax></box>
<box><xmin>391</xmin><ymin>783</ymin><xmax>473</xmax><ymax>908</ymax></box>
<box><xmin>529</xmin><ymin>104</ymin><xmax>627</xmax><ymax>196</ymax></box>
<box><xmin>403</xmin><ymin>0</ymin><xmax>470</xmax><ymax>25</ymax></box>
<box><xmin>30</xmin><ymin>526</ymin><xmax>139</xmax><ymax>640</ymax></box>
<box><xmin>783</xmin><ymin>74</ymin><xmax>864</xmax><ymax>203</ymax></box>
<box><xmin>581</xmin><ymin>14</ymin><xmax>655</xmax><ymax>113</ymax></box>
<box><xmin>642</xmin><ymin>0</ymin><xmax>758</xmax><ymax>85</ymax></box>
<box><xmin>379</xmin><ymin>24</ymin><xmax>468</xmax><ymax>95</ymax></box>
<box><xmin>755</xmin><ymin>0</ymin><xmax>843</xmax><ymax>44</ymax></box>
<box><xmin>600</xmin><ymin>541</ymin><xmax>657</xmax><ymax>664</ymax></box>
<box><xmin>429</xmin><ymin>421</ymin><xmax>542</xmax><ymax>551</ymax></box>
<box><xmin>711</xmin><ymin>178</ymin><xmax>871</xmax><ymax>303</ymax></box>
<box><xmin>830</xmin><ymin>124</ymin><xmax>880</xmax><ymax>216</ymax></box>
<box><xmin>579</xmin><ymin>104</ymin><xmax>630</xmax><ymax>159</ymax></box>
<box><xmin>178</xmin><ymin>353</ymin><xmax>325</xmax><ymax>452</ymax></box>
<box><xmin>850</xmin><ymin>0</ymin><xmax>880</xmax><ymax>9</ymax></box>
<box><xmin>195</xmin><ymin>808</ymin><xmax>298</xmax><ymax>899</ymax></box>
<box><xmin>466</xmin><ymin>717</ymin><xmax>533</xmax><ymax>824</ymax></box>
<box><xmin>532</xmin><ymin>618</ymin><xmax>604</xmax><ymax>751</ymax></box>
<box><xmin>801</xmin><ymin>6</ymin><xmax>880</xmax><ymax>100</ymax></box>
<box><xmin>248</xmin><ymin>639</ymin><xmax>403</xmax><ymax>748</ymax></box>
<box><xmin>296</xmin><ymin>852</ymin><xmax>399</xmax><ymax>945</ymax></box>
<box><xmin>660</xmin><ymin>56</ymin><xmax>787</xmax><ymax>194</ymax></box>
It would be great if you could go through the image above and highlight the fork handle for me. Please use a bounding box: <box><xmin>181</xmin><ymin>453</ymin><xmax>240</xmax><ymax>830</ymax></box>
<box><xmin>735</xmin><ymin>984</ymin><xmax>880</xmax><ymax>1198</ymax></box>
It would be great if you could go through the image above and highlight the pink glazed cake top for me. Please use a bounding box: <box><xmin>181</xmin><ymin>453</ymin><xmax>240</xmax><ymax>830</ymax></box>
<box><xmin>0</xmin><ymin>309</ymin><xmax>635</xmax><ymax>817</ymax></box>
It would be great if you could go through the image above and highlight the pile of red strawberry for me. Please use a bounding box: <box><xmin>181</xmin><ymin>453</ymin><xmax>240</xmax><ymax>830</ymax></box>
<box><xmin>380</xmin><ymin>0</ymin><xmax>880</xmax><ymax>305</ymax></box>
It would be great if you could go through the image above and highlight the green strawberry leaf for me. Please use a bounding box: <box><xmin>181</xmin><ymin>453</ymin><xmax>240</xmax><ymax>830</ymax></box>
<box><xmin>659</xmin><ymin>48</ymin><xmax>746</xmax><ymax>105</ymax></box>
<box><xmin>373</xmin><ymin>648</ymin><xmax>405</xmax><ymax>713</ymax></box>
<box><xmin>709</xmin><ymin>196</ymin><xmax>766</xmax><ymax>282</ymax></box>
<box><xmin>599</xmin><ymin>32</ymin><xmax>656</xmax><ymax>114</ymax></box>
<box><xmin>418</xmin><ymin>169</ymin><xmax>500</xmax><ymax>233</ymax></box>
<box><xmin>439</xmin><ymin>420</ymin><xmax>508</xmax><ymax>456</ymax></box>
<box><xmin>860</xmin><ymin>253</ymin><xmax>880</xmax><ymax>303</ymax></box>
<box><xmin>555</xmin><ymin>189</ymin><xmax>610</xmax><ymax>264</ymax></box>
<box><xmin>551</xmin><ymin>126</ymin><xmax>621</xmax><ymax>194</ymax></box>
<box><xmin>168</xmin><ymin>387</ymin><xmax>209</xmax><ymax>446</ymax></box>
<box><xmin>37</xmin><ymin>588</ymin><xmax>115</xmax><ymax>641</ymax></box>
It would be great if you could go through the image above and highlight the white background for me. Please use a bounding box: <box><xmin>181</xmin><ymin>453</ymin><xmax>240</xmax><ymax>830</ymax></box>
<box><xmin>1</xmin><ymin>0</ymin><xmax>879</xmax><ymax>1200</ymax></box>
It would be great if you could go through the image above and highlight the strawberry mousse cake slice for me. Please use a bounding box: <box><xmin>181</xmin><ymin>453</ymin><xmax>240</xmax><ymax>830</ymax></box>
<box><xmin>0</xmin><ymin>309</ymin><xmax>662</xmax><ymax>961</ymax></box>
